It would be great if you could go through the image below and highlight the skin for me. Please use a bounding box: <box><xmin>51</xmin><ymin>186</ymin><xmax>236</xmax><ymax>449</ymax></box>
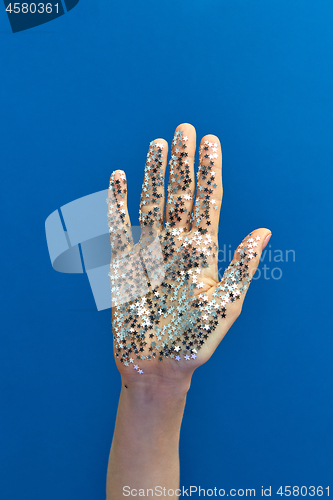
<box><xmin>106</xmin><ymin>123</ymin><xmax>271</xmax><ymax>499</ymax></box>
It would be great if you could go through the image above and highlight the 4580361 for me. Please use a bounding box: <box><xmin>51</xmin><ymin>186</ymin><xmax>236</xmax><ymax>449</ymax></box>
<box><xmin>6</xmin><ymin>3</ymin><xmax>59</xmax><ymax>14</ymax></box>
<box><xmin>276</xmin><ymin>487</ymin><xmax>329</xmax><ymax>496</ymax></box>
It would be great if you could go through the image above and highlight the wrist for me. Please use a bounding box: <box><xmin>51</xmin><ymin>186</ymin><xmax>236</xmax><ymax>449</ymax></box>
<box><xmin>120</xmin><ymin>372</ymin><xmax>192</xmax><ymax>405</ymax></box>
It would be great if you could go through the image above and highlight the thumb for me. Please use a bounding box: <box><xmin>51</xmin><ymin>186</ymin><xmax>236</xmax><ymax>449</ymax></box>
<box><xmin>212</xmin><ymin>228</ymin><xmax>272</xmax><ymax>325</ymax></box>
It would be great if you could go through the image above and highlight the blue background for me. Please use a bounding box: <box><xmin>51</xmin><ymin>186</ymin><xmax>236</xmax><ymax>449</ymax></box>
<box><xmin>1</xmin><ymin>1</ymin><xmax>332</xmax><ymax>498</ymax></box>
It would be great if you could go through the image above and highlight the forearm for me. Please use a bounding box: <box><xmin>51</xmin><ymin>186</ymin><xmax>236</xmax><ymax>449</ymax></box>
<box><xmin>106</xmin><ymin>377</ymin><xmax>191</xmax><ymax>499</ymax></box>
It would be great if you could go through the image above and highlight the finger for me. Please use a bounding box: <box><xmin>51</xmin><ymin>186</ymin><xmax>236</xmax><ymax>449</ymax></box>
<box><xmin>212</xmin><ymin>228</ymin><xmax>272</xmax><ymax>326</ymax></box>
<box><xmin>139</xmin><ymin>138</ymin><xmax>168</xmax><ymax>233</ymax></box>
<box><xmin>165</xmin><ymin>123</ymin><xmax>196</xmax><ymax>232</ymax></box>
<box><xmin>109</xmin><ymin>171</ymin><xmax>152</xmax><ymax>309</ymax></box>
<box><xmin>192</xmin><ymin>135</ymin><xmax>222</xmax><ymax>241</ymax></box>
<box><xmin>108</xmin><ymin>170</ymin><xmax>133</xmax><ymax>254</ymax></box>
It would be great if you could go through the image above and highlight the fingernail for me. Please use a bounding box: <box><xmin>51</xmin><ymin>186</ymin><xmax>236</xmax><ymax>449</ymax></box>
<box><xmin>262</xmin><ymin>233</ymin><xmax>272</xmax><ymax>250</ymax></box>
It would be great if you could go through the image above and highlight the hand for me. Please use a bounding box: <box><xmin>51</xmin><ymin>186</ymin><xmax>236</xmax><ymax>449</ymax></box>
<box><xmin>107</xmin><ymin>123</ymin><xmax>271</xmax><ymax>388</ymax></box>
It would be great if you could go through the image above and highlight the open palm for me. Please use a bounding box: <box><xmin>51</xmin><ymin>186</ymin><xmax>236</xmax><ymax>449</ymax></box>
<box><xmin>108</xmin><ymin>124</ymin><xmax>271</xmax><ymax>381</ymax></box>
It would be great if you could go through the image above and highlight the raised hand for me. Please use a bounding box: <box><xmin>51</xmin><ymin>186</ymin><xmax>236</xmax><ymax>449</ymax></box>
<box><xmin>107</xmin><ymin>123</ymin><xmax>271</xmax><ymax>383</ymax></box>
